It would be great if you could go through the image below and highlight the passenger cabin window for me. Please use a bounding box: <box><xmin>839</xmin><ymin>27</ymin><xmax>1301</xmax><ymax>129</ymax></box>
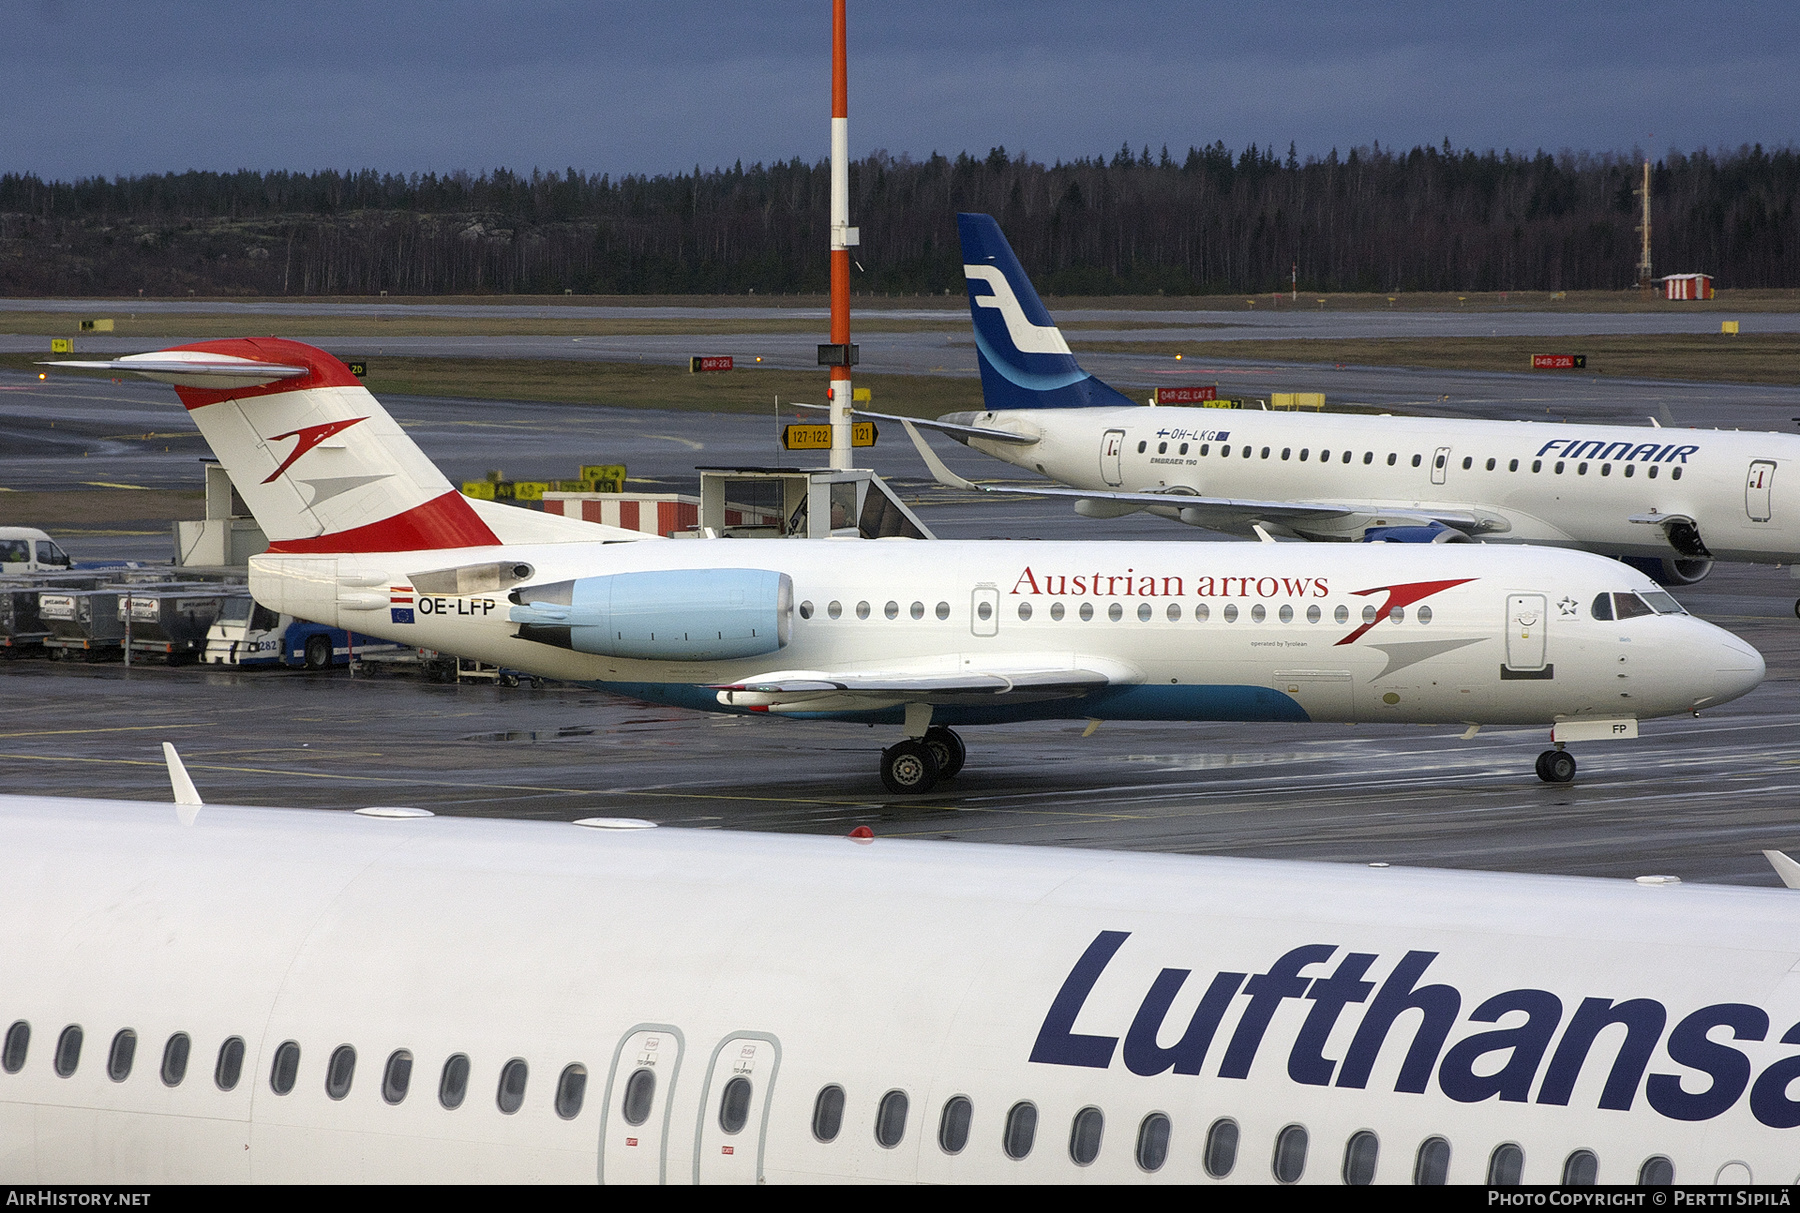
<box><xmin>1343</xmin><ymin>1130</ymin><xmax>1378</xmax><ymax>1186</ymax></box>
<box><xmin>3</xmin><ymin>1021</ymin><xmax>28</xmax><ymax>1074</ymax></box>
<box><xmin>937</xmin><ymin>601</ymin><xmax>951</xmax><ymax>620</ymax></box>
<box><xmin>160</xmin><ymin>1033</ymin><xmax>190</xmax><ymax>1087</ymax></box>
<box><xmin>1485</xmin><ymin>458</ymin><xmax>1495</xmax><ymax>471</ymax></box>
<box><xmin>325</xmin><ymin>1045</ymin><xmax>356</xmax><ymax>1100</ymax></box>
<box><xmin>439</xmin><ymin>1053</ymin><xmax>471</xmax><ymax>1109</ymax></box>
<box><xmin>1159</xmin><ymin>442</ymin><xmax>1169</xmax><ymax>454</ymax></box>
<box><xmin>884</xmin><ymin>601</ymin><xmax>898</xmax><ymax>620</ymax></box>
<box><xmin>1273</xmin><ymin>1124</ymin><xmax>1309</xmax><ymax>1183</ymax></box>
<box><xmin>215</xmin><ymin>1036</ymin><xmax>245</xmax><ymax>1091</ymax></box>
<box><xmin>1462</xmin><ymin>456</ymin><xmax>1473</xmax><ymax>470</ymax></box>
<box><xmin>496</xmin><ymin>1058</ymin><xmax>529</xmax><ymax>1115</ymax></box>
<box><xmin>910</xmin><ymin>601</ymin><xmax>924</xmax><ymax>620</ymax></box>
<box><xmin>1639</xmin><ymin>1156</ymin><xmax>1675</xmax><ymax>1185</ymax></box>
<box><xmin>1135</xmin><ymin>1112</ymin><xmax>1170</xmax><ymax>1172</ymax></box>
<box><xmin>938</xmin><ymin>1095</ymin><xmax>972</xmax><ymax>1153</ymax></box>
<box><xmin>856</xmin><ymin>601</ymin><xmax>870</xmax><ymax>620</ymax></box>
<box><xmin>269</xmin><ymin>1040</ymin><xmax>300</xmax><ymax>1095</ymax></box>
<box><xmin>623</xmin><ymin>1068</ymin><xmax>657</xmax><ymax>1126</ymax></box>
<box><xmin>1411</xmin><ymin>454</ymin><xmax>1422</xmax><ymax>467</ymax></box>
<box><xmin>719</xmin><ymin>1075</ymin><xmax>753</xmax><ymax>1133</ymax></box>
<box><xmin>798</xmin><ymin>600</ymin><xmax>813</xmax><ymax>619</ymax></box>
<box><xmin>1387</xmin><ymin>453</ymin><xmax>1397</xmax><ymax>466</ymax></box>
<box><xmin>382</xmin><ymin>1050</ymin><xmax>413</xmax><ymax>1105</ymax></box>
<box><xmin>1016</xmin><ymin>601</ymin><xmax>1033</xmax><ymax>621</ymax></box>
<box><xmin>1204</xmin><ymin>1118</ymin><xmax>1240</xmax><ymax>1178</ymax></box>
<box><xmin>107</xmin><ymin>1029</ymin><xmax>137</xmax><ymax>1082</ymax></box>
<box><xmin>1136</xmin><ymin>441</ymin><xmax>1147</xmax><ymax>454</ymax></box>
<box><xmin>811</xmin><ymin>1085</ymin><xmax>845</xmax><ymax>1142</ymax></box>
<box><xmin>1069</xmin><ymin>1106</ymin><xmax>1103</xmax><ymax>1166</ymax></box>
<box><xmin>1563</xmin><ymin>1149</ymin><xmax>1599</xmax><ymax>1185</ymax></box>
<box><xmin>1488</xmin><ymin>1143</ymin><xmax>1525</xmax><ymax>1185</ymax></box>
<box><xmin>1415</xmin><ymin>1136</ymin><xmax>1451</xmax><ymax>1184</ymax></box>
<box><xmin>54</xmin><ymin>1025</ymin><xmax>82</xmax><ymax>1078</ymax></box>
<box><xmin>554</xmin><ymin>1064</ymin><xmax>587</xmax><ymax>1120</ymax></box>
<box><xmin>1002</xmin><ymin>1101</ymin><xmax>1038</xmax><ymax>1160</ymax></box>
<box><xmin>1509</xmin><ymin>459</ymin><xmax>1519</xmax><ymax>471</ymax></box>
<box><xmin>875</xmin><ymin>1089</ymin><xmax>909</xmax><ymax>1149</ymax></box>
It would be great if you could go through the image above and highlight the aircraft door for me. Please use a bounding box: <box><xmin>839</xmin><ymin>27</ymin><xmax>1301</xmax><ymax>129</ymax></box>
<box><xmin>1431</xmin><ymin>446</ymin><xmax>1452</xmax><ymax>485</ymax></box>
<box><xmin>693</xmin><ymin>1034</ymin><xmax>781</xmax><ymax>1185</ymax></box>
<box><xmin>1100</xmin><ymin>429</ymin><xmax>1125</xmax><ymax>486</ymax></box>
<box><xmin>1746</xmin><ymin>460</ymin><xmax>1776</xmax><ymax>522</ymax></box>
<box><xmin>971</xmin><ymin>585</ymin><xmax>999</xmax><ymax>637</ymax></box>
<box><xmin>599</xmin><ymin>1026</ymin><xmax>685</xmax><ymax>1185</ymax></box>
<box><xmin>1505</xmin><ymin>594</ymin><xmax>1548</xmax><ymax>672</ymax></box>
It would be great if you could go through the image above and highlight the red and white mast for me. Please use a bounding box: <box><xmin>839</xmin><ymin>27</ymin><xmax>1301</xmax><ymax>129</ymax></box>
<box><xmin>825</xmin><ymin>0</ymin><xmax>858</xmax><ymax>470</ymax></box>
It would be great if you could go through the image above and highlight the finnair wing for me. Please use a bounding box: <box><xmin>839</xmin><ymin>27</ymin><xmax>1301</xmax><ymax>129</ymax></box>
<box><xmin>713</xmin><ymin>664</ymin><xmax>1112</xmax><ymax>712</ymax></box>
<box><xmin>789</xmin><ymin>401</ymin><xmax>1038</xmax><ymax>446</ymax></box>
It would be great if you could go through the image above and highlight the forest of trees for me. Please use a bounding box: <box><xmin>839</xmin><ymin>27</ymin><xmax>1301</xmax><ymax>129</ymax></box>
<box><xmin>0</xmin><ymin>141</ymin><xmax>1794</xmax><ymax>296</ymax></box>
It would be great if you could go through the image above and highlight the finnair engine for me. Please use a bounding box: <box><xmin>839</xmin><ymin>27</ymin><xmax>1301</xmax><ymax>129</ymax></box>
<box><xmin>507</xmin><ymin>569</ymin><xmax>792</xmax><ymax>661</ymax></box>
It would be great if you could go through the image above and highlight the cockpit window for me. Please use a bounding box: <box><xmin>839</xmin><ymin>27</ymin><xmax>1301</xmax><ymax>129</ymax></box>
<box><xmin>1591</xmin><ymin>594</ymin><xmax>1613</xmax><ymax>621</ymax></box>
<box><xmin>1639</xmin><ymin>590</ymin><xmax>1686</xmax><ymax>615</ymax></box>
<box><xmin>1614</xmin><ymin>593</ymin><xmax>1656</xmax><ymax>620</ymax></box>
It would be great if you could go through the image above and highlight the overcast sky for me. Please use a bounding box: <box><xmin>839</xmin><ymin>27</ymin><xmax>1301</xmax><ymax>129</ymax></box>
<box><xmin>5</xmin><ymin>1</ymin><xmax>1796</xmax><ymax>181</ymax></box>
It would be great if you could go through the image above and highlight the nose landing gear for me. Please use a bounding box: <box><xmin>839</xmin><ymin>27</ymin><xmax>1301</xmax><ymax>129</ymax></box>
<box><xmin>1535</xmin><ymin>748</ymin><xmax>1577</xmax><ymax>784</ymax></box>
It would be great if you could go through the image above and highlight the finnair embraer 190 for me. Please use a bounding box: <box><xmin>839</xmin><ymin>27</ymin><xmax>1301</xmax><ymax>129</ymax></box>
<box><xmin>895</xmin><ymin>212</ymin><xmax>1800</xmax><ymax>589</ymax></box>
<box><xmin>3</xmin><ymin>766</ymin><xmax>1800</xmax><ymax>1184</ymax></box>
<box><xmin>51</xmin><ymin>340</ymin><xmax>1762</xmax><ymax>789</ymax></box>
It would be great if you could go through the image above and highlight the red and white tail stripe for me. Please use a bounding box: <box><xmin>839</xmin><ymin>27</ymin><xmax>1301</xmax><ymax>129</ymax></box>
<box><xmin>75</xmin><ymin>338</ymin><xmax>499</xmax><ymax>554</ymax></box>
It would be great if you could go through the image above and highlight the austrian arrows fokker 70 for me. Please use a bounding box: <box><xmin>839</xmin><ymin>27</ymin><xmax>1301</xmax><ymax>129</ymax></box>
<box><xmin>52</xmin><ymin>340</ymin><xmax>1763</xmax><ymax>790</ymax></box>
<box><xmin>883</xmin><ymin>212</ymin><xmax>1800</xmax><ymax>593</ymax></box>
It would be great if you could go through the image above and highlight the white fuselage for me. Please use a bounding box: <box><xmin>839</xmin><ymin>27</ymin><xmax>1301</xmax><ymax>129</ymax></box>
<box><xmin>249</xmin><ymin>536</ymin><xmax>1762</xmax><ymax>728</ymax></box>
<box><xmin>1</xmin><ymin>795</ymin><xmax>1797</xmax><ymax>1185</ymax></box>
<box><xmin>958</xmin><ymin>406</ymin><xmax>1800</xmax><ymax>561</ymax></box>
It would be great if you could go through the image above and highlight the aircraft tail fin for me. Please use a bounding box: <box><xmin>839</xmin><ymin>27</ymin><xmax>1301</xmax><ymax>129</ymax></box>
<box><xmin>55</xmin><ymin>339</ymin><xmax>501</xmax><ymax>554</ymax></box>
<box><xmin>956</xmin><ymin>213</ymin><xmax>1137</xmax><ymax>411</ymax></box>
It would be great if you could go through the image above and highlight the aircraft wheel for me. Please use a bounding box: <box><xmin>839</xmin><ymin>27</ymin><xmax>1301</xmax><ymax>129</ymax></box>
<box><xmin>500</xmin><ymin>672</ymin><xmax>520</xmax><ymax>688</ymax></box>
<box><xmin>880</xmin><ymin>740</ymin><xmax>939</xmax><ymax>795</ymax></box>
<box><xmin>1536</xmin><ymin>749</ymin><xmax>1576</xmax><ymax>784</ymax></box>
<box><xmin>923</xmin><ymin>726</ymin><xmax>966</xmax><ymax>780</ymax></box>
<box><xmin>303</xmin><ymin>635</ymin><xmax>332</xmax><ymax>671</ymax></box>
<box><xmin>529</xmin><ymin>676</ymin><xmax>546</xmax><ymax>690</ymax></box>
<box><xmin>1792</xmin><ymin>598</ymin><xmax>1800</xmax><ymax>620</ymax></box>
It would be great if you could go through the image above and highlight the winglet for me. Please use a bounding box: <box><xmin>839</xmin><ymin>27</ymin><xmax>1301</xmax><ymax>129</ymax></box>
<box><xmin>164</xmin><ymin>742</ymin><xmax>202</xmax><ymax>826</ymax></box>
<box><xmin>902</xmin><ymin>420</ymin><xmax>980</xmax><ymax>491</ymax></box>
<box><xmin>1763</xmin><ymin>849</ymin><xmax>1800</xmax><ymax>889</ymax></box>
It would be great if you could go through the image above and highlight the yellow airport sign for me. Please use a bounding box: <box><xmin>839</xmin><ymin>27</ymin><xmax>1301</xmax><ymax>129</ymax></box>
<box><xmin>783</xmin><ymin>421</ymin><xmax>877</xmax><ymax>450</ymax></box>
<box><xmin>579</xmin><ymin>464</ymin><xmax>626</xmax><ymax>492</ymax></box>
<box><xmin>78</xmin><ymin>319</ymin><xmax>114</xmax><ymax>333</ymax></box>
<box><xmin>511</xmin><ymin>481</ymin><xmax>548</xmax><ymax>501</ymax></box>
<box><xmin>852</xmin><ymin>387</ymin><xmax>871</xmax><ymax>403</ymax></box>
<box><xmin>50</xmin><ymin>338</ymin><xmax>72</xmax><ymax>354</ymax></box>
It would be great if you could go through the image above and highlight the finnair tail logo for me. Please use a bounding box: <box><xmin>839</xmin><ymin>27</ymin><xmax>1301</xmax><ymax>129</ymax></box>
<box><xmin>964</xmin><ymin>265</ymin><xmax>1072</xmax><ymax>357</ymax></box>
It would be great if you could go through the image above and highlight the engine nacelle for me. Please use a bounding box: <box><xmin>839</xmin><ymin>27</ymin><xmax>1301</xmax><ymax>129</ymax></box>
<box><xmin>508</xmin><ymin>568</ymin><xmax>792</xmax><ymax>661</ymax></box>
<box><xmin>1360</xmin><ymin>522</ymin><xmax>1472</xmax><ymax>544</ymax></box>
<box><xmin>1621</xmin><ymin>555</ymin><xmax>1714</xmax><ymax>586</ymax></box>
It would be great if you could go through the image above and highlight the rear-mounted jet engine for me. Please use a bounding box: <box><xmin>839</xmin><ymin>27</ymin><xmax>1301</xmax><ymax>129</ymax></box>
<box><xmin>508</xmin><ymin>568</ymin><xmax>792</xmax><ymax>661</ymax></box>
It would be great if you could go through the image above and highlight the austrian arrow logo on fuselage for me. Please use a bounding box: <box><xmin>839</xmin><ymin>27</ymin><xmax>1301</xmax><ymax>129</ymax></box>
<box><xmin>262</xmin><ymin>417</ymin><xmax>367</xmax><ymax>483</ymax></box>
<box><xmin>1335</xmin><ymin>579</ymin><xmax>1476</xmax><ymax>646</ymax></box>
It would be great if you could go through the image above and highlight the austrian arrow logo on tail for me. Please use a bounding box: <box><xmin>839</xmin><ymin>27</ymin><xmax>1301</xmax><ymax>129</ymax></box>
<box><xmin>1335</xmin><ymin>579</ymin><xmax>1476</xmax><ymax>646</ymax></box>
<box><xmin>262</xmin><ymin>417</ymin><xmax>367</xmax><ymax>483</ymax></box>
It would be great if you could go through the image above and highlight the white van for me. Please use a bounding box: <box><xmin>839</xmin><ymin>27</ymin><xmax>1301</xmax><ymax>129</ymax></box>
<box><xmin>0</xmin><ymin>528</ymin><xmax>73</xmax><ymax>576</ymax></box>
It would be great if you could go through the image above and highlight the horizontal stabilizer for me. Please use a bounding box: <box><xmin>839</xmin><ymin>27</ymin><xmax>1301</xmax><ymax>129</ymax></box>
<box><xmin>46</xmin><ymin>351</ymin><xmax>309</xmax><ymax>389</ymax></box>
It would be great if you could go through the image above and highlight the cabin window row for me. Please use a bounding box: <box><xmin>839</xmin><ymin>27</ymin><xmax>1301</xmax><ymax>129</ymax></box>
<box><xmin>799</xmin><ymin>600</ymin><xmax>1434</xmax><ymax>626</ymax></box>
<box><xmin>2</xmin><ymin>1021</ymin><xmax>587</xmax><ymax>1120</ymax></box>
<box><xmin>1137</xmin><ymin>440</ymin><xmax>1684</xmax><ymax>481</ymax></box>
<box><xmin>801</xmin><ymin>1081</ymin><xmax>1679</xmax><ymax>1184</ymax></box>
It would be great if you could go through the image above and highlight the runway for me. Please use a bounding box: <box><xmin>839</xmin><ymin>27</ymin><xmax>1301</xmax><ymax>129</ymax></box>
<box><xmin>4</xmin><ymin>319</ymin><xmax>1800</xmax><ymax>889</ymax></box>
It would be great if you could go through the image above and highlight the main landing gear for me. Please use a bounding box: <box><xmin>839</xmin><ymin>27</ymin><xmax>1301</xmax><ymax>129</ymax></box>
<box><xmin>1535</xmin><ymin>747</ymin><xmax>1577</xmax><ymax>784</ymax></box>
<box><xmin>880</xmin><ymin>718</ymin><xmax>966</xmax><ymax>795</ymax></box>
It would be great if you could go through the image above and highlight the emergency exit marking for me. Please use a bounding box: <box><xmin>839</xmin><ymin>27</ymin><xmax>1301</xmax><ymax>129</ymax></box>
<box><xmin>722</xmin><ymin>1146</ymin><xmax>735</xmax><ymax>1155</ymax></box>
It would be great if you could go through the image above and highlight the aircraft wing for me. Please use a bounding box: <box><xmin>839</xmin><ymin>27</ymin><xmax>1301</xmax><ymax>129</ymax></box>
<box><xmin>790</xmin><ymin>401</ymin><xmax>1038</xmax><ymax>445</ymax></box>
<box><xmin>712</xmin><ymin>665</ymin><xmax>1112</xmax><ymax>712</ymax></box>
<box><xmin>899</xmin><ymin>420</ymin><xmax>1496</xmax><ymax>534</ymax></box>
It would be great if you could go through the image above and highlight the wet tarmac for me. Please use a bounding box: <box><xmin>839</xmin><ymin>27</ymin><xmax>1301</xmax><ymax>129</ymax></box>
<box><xmin>5</xmin><ymin>327</ymin><xmax>1800</xmax><ymax>890</ymax></box>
